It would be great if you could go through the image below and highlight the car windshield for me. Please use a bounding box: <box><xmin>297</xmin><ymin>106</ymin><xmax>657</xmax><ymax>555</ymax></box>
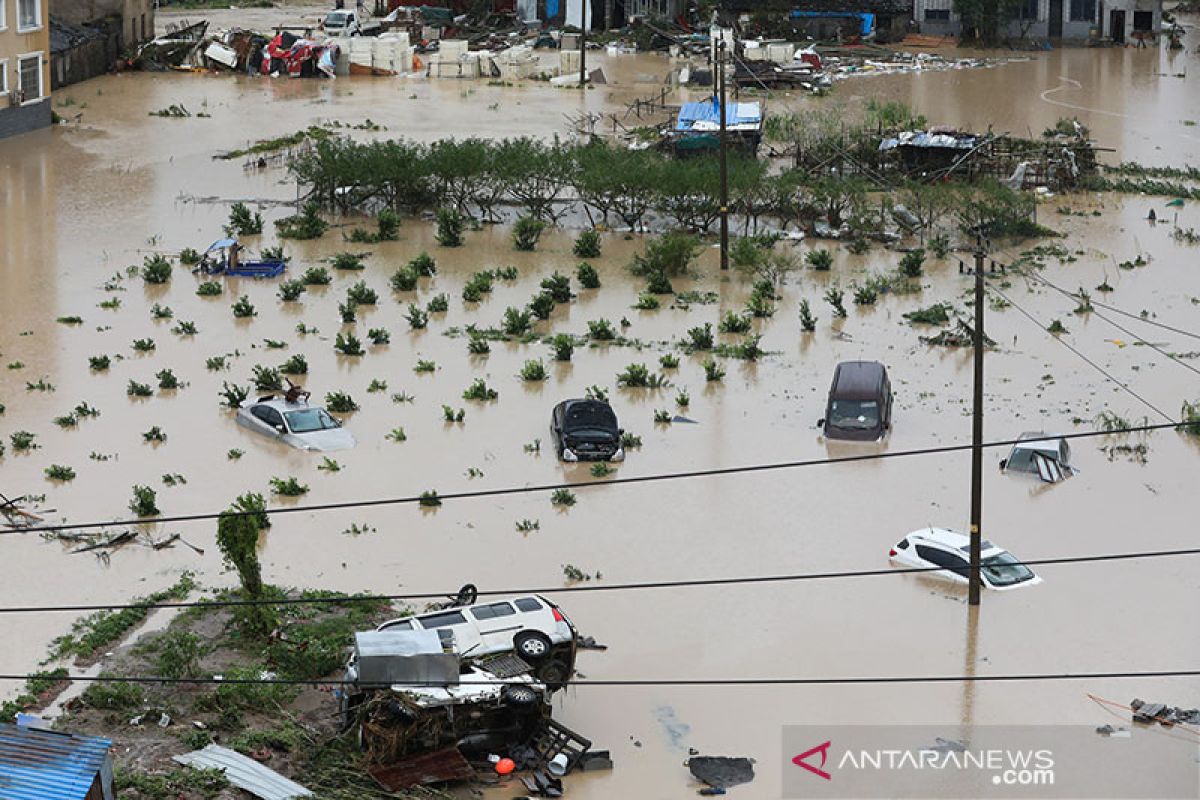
<box><xmin>829</xmin><ymin>399</ymin><xmax>880</xmax><ymax>429</ymax></box>
<box><xmin>565</xmin><ymin>404</ymin><xmax>617</xmax><ymax>433</ymax></box>
<box><xmin>981</xmin><ymin>552</ymin><xmax>1035</xmax><ymax>586</ymax></box>
<box><xmin>284</xmin><ymin>408</ymin><xmax>340</xmax><ymax>433</ymax></box>
<box><xmin>325</xmin><ymin>12</ymin><xmax>349</xmax><ymax>25</ymax></box>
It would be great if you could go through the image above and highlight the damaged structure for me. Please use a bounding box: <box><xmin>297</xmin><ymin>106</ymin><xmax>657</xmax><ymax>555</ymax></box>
<box><xmin>338</xmin><ymin>592</ymin><xmax>609</xmax><ymax>791</ymax></box>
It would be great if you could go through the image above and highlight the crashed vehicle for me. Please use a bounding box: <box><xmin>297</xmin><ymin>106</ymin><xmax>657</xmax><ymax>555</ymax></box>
<box><xmin>890</xmin><ymin>527</ymin><xmax>1042</xmax><ymax>591</ymax></box>
<box><xmin>235</xmin><ymin>394</ymin><xmax>356</xmax><ymax>452</ymax></box>
<box><xmin>341</xmin><ymin>592</ymin><xmax>580</xmax><ymax>763</ymax></box>
<box><xmin>1000</xmin><ymin>433</ymin><xmax>1076</xmax><ymax>483</ymax></box>
<box><xmin>550</xmin><ymin>398</ymin><xmax>625</xmax><ymax>462</ymax></box>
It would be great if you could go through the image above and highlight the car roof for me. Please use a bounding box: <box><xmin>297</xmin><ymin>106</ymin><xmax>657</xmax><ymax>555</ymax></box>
<box><xmin>905</xmin><ymin>527</ymin><xmax>1003</xmax><ymax>555</ymax></box>
<box><xmin>1010</xmin><ymin>432</ymin><xmax>1066</xmax><ymax>454</ymax></box>
<box><xmin>831</xmin><ymin>361</ymin><xmax>887</xmax><ymax>400</ymax></box>
<box><xmin>252</xmin><ymin>397</ymin><xmax>320</xmax><ymax>413</ymax></box>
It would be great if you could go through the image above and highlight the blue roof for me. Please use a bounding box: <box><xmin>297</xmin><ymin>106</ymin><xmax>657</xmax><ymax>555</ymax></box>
<box><xmin>206</xmin><ymin>237</ymin><xmax>238</xmax><ymax>252</ymax></box>
<box><xmin>0</xmin><ymin>724</ymin><xmax>112</xmax><ymax>800</ymax></box>
<box><xmin>675</xmin><ymin>98</ymin><xmax>762</xmax><ymax>131</ymax></box>
<box><xmin>789</xmin><ymin>10</ymin><xmax>875</xmax><ymax>35</ymax></box>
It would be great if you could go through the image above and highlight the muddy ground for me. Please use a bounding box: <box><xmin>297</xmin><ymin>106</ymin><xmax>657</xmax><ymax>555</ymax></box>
<box><xmin>1</xmin><ymin>6</ymin><xmax>1199</xmax><ymax>798</ymax></box>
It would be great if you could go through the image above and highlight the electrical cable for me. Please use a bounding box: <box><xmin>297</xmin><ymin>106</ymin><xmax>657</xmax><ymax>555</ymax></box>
<box><xmin>0</xmin><ymin>545</ymin><xmax>1197</xmax><ymax>616</ymax></box>
<box><xmin>1</xmin><ymin>669</ymin><xmax>1196</xmax><ymax>687</ymax></box>
<box><xmin>3</xmin><ymin>422</ymin><xmax>1183</xmax><ymax>537</ymax></box>
<box><xmin>984</xmin><ymin>280</ymin><xmax>1174</xmax><ymax>422</ymax></box>
<box><xmin>1014</xmin><ymin>268</ymin><xmax>1200</xmax><ymax>379</ymax></box>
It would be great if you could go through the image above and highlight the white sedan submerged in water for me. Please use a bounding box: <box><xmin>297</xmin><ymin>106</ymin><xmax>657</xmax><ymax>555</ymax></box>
<box><xmin>235</xmin><ymin>396</ymin><xmax>356</xmax><ymax>452</ymax></box>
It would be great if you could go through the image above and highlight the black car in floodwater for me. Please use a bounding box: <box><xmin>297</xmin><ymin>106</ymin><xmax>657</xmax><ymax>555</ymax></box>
<box><xmin>819</xmin><ymin>361</ymin><xmax>893</xmax><ymax>441</ymax></box>
<box><xmin>551</xmin><ymin>399</ymin><xmax>625</xmax><ymax>462</ymax></box>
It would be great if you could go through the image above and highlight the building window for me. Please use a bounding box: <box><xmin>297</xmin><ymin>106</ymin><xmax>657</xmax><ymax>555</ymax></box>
<box><xmin>17</xmin><ymin>0</ymin><xmax>42</xmax><ymax>32</ymax></box>
<box><xmin>1069</xmin><ymin>0</ymin><xmax>1095</xmax><ymax>21</ymax></box>
<box><xmin>0</xmin><ymin>61</ymin><xmax>8</xmax><ymax>95</ymax></box>
<box><xmin>1018</xmin><ymin>0</ymin><xmax>1039</xmax><ymax>20</ymax></box>
<box><xmin>0</xmin><ymin>0</ymin><xmax>7</xmax><ymax>31</ymax></box>
<box><xmin>18</xmin><ymin>53</ymin><xmax>42</xmax><ymax>103</ymax></box>
<box><xmin>925</xmin><ymin>8</ymin><xmax>951</xmax><ymax>20</ymax></box>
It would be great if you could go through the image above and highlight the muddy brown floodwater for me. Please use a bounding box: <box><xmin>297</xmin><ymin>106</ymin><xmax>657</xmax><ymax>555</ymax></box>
<box><xmin>2</xmin><ymin>9</ymin><xmax>1200</xmax><ymax>797</ymax></box>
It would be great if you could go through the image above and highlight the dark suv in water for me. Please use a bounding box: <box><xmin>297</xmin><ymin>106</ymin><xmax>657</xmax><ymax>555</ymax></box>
<box><xmin>550</xmin><ymin>398</ymin><xmax>625</xmax><ymax>462</ymax></box>
<box><xmin>819</xmin><ymin>361</ymin><xmax>893</xmax><ymax>441</ymax></box>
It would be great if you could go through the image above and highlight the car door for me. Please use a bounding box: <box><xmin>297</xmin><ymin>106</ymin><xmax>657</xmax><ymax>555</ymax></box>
<box><xmin>915</xmin><ymin>544</ymin><xmax>970</xmax><ymax>583</ymax></box>
<box><xmin>250</xmin><ymin>405</ymin><xmax>284</xmax><ymax>437</ymax></box>
<box><xmin>468</xmin><ymin>601</ymin><xmax>524</xmax><ymax>653</ymax></box>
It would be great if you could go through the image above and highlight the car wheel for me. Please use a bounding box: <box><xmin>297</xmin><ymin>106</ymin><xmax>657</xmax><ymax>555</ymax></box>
<box><xmin>452</xmin><ymin>583</ymin><xmax>478</xmax><ymax>607</ymax></box>
<box><xmin>537</xmin><ymin>658</ymin><xmax>571</xmax><ymax>690</ymax></box>
<box><xmin>514</xmin><ymin>630</ymin><xmax>552</xmax><ymax>663</ymax></box>
<box><xmin>502</xmin><ymin>684</ymin><xmax>540</xmax><ymax>707</ymax></box>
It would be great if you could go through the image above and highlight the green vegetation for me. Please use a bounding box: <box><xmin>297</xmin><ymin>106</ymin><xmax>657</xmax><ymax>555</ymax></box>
<box><xmin>142</xmin><ymin>426</ymin><xmax>167</xmax><ymax>443</ymax></box>
<box><xmin>332</xmin><ymin>252</ymin><xmax>366</xmax><ymax>271</ymax></box>
<box><xmin>574</xmin><ymin>229</ymin><xmax>602</xmax><ymax>258</ymax></box>
<box><xmin>196</xmin><ymin>280</ymin><xmax>222</xmax><ymax>296</ymax></box>
<box><xmin>899</xmin><ymin>249</ymin><xmax>925</xmax><ymax>278</ymax></box>
<box><xmin>428</xmin><ymin>293</ymin><xmax>449</xmax><ymax>313</ymax></box>
<box><xmin>219</xmin><ymin>382</ymin><xmax>249</xmax><ymax>408</ymax></box>
<box><xmin>127</xmin><ymin>380</ymin><xmax>153</xmax><ymax>398</ymax></box>
<box><xmin>806</xmin><ymin>249</ymin><xmax>833</xmax><ymax>271</ymax></box>
<box><xmin>414</xmin><ymin>359</ymin><xmax>436</xmax><ymax>373</ymax></box>
<box><xmin>325</xmin><ymin>391</ymin><xmax>358</xmax><ymax>413</ymax></box>
<box><xmin>142</xmin><ymin>254</ymin><xmax>172</xmax><ymax>284</ymax></box>
<box><xmin>687</xmin><ymin>323</ymin><xmax>715</xmax><ymax>351</ymax></box>
<box><xmin>703</xmin><ymin>358</ymin><xmax>725</xmax><ymax>382</ymax></box>
<box><xmin>529</xmin><ymin>292</ymin><xmax>555</xmax><ymax>320</ymax></box>
<box><xmin>463</xmin><ymin>378</ymin><xmax>499</xmax><ymax>401</ymax></box>
<box><xmin>275</xmin><ymin>202</ymin><xmax>328</xmax><ymax>240</ymax></box>
<box><xmin>520</xmin><ymin>359</ymin><xmax>548</xmax><ymax>381</ymax></box>
<box><xmin>904</xmin><ymin>303</ymin><xmax>953</xmax><ymax>325</ymax></box>
<box><xmin>550</xmin><ymin>333</ymin><xmax>575</xmax><ymax>361</ymax></box>
<box><xmin>551</xmin><ymin>488</ymin><xmax>577</xmax><ymax>507</ymax></box>
<box><xmin>588</xmin><ymin>318</ymin><xmax>616</xmax><ymax>340</ymax></box>
<box><xmin>156</xmin><ymin>368</ymin><xmax>181</xmax><ymax>389</ymax></box>
<box><xmin>89</xmin><ymin>355</ymin><xmax>111</xmax><ymax>371</ymax></box>
<box><xmin>278</xmin><ymin>279</ymin><xmax>306</xmax><ymax>302</ymax></box>
<box><xmin>436</xmin><ymin>207</ymin><xmax>466</xmax><ymax>246</ymax></box>
<box><xmin>404</xmin><ymin>304</ymin><xmax>428</xmax><ymax>330</ymax></box>
<box><xmin>512</xmin><ymin>215</ymin><xmax>547</xmax><ymax>250</ymax></box>
<box><xmin>231</xmin><ymin>295</ymin><xmax>257</xmax><ymax>318</ymax></box>
<box><xmin>576</xmin><ymin>261</ymin><xmax>601</xmax><ymax>289</ymax></box>
<box><xmin>503</xmin><ymin>306</ymin><xmax>533</xmax><ymax>335</ymax></box>
<box><xmin>368</xmin><ymin>328</ymin><xmax>390</xmax><ymax>345</ymax></box>
<box><xmin>49</xmin><ymin>573</ymin><xmax>195</xmax><ymax>660</ymax></box>
<box><xmin>280</xmin><ymin>354</ymin><xmax>308</xmax><ymax>375</ymax></box>
<box><xmin>226</xmin><ymin>202</ymin><xmax>263</xmax><ymax>236</ymax></box>
<box><xmin>269</xmin><ymin>476</ymin><xmax>309</xmax><ymax>496</ymax></box>
<box><xmin>334</xmin><ymin>332</ymin><xmax>364</xmax><ymax>356</ymax></box>
<box><xmin>719</xmin><ymin>311</ymin><xmax>752</xmax><ymax>334</ymax></box>
<box><xmin>45</xmin><ymin>464</ymin><xmax>76</xmax><ymax>481</ymax></box>
<box><xmin>442</xmin><ymin>405</ymin><xmax>466</xmax><ymax>422</ymax></box>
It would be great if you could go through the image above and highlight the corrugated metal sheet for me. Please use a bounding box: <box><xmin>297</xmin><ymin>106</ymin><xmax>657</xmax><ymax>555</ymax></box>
<box><xmin>173</xmin><ymin>745</ymin><xmax>312</xmax><ymax>800</ymax></box>
<box><xmin>0</xmin><ymin>723</ymin><xmax>111</xmax><ymax>800</ymax></box>
<box><xmin>675</xmin><ymin>99</ymin><xmax>762</xmax><ymax>131</ymax></box>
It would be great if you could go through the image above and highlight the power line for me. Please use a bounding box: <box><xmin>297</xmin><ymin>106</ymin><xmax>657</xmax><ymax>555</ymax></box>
<box><xmin>1</xmin><ymin>669</ymin><xmax>1196</xmax><ymax>687</ymax></box>
<box><xmin>1014</xmin><ymin>269</ymin><xmax>1200</xmax><ymax>379</ymax></box>
<box><xmin>5</xmin><ymin>422</ymin><xmax>1183</xmax><ymax>537</ymax></box>
<box><xmin>1</xmin><ymin>544</ymin><xmax>1197</xmax><ymax>616</ymax></box>
<box><xmin>984</xmin><ymin>280</ymin><xmax>1174</xmax><ymax>422</ymax></box>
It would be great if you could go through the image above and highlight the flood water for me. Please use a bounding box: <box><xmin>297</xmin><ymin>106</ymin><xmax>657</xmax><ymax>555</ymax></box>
<box><xmin>1</xmin><ymin>9</ymin><xmax>1199</xmax><ymax>797</ymax></box>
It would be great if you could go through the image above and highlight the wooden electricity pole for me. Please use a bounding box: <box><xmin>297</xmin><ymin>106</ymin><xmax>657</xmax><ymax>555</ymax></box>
<box><xmin>968</xmin><ymin>247</ymin><xmax>986</xmax><ymax>606</ymax></box>
<box><xmin>718</xmin><ymin>38</ymin><xmax>729</xmax><ymax>271</ymax></box>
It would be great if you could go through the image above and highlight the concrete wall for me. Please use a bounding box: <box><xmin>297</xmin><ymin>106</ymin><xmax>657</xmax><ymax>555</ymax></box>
<box><xmin>0</xmin><ymin>0</ymin><xmax>53</xmax><ymax>139</ymax></box>
<box><xmin>51</xmin><ymin>0</ymin><xmax>153</xmax><ymax>46</ymax></box>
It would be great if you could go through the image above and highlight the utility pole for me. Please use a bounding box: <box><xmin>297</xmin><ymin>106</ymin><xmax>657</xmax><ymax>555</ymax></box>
<box><xmin>579</xmin><ymin>0</ymin><xmax>587</xmax><ymax>86</ymax></box>
<box><xmin>718</xmin><ymin>37</ymin><xmax>729</xmax><ymax>271</ymax></box>
<box><xmin>968</xmin><ymin>246</ymin><xmax>985</xmax><ymax>606</ymax></box>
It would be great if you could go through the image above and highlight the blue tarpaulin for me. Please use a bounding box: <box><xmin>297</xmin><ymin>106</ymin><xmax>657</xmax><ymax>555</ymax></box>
<box><xmin>789</xmin><ymin>10</ymin><xmax>874</xmax><ymax>36</ymax></box>
<box><xmin>675</xmin><ymin>98</ymin><xmax>762</xmax><ymax>131</ymax></box>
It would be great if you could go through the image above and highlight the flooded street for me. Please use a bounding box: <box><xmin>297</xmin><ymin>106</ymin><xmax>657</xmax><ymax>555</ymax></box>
<box><xmin>2</xmin><ymin>13</ymin><xmax>1199</xmax><ymax>797</ymax></box>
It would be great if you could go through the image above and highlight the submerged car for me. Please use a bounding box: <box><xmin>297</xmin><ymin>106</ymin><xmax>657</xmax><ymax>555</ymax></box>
<box><xmin>550</xmin><ymin>398</ymin><xmax>625</xmax><ymax>462</ymax></box>
<box><xmin>818</xmin><ymin>361</ymin><xmax>893</xmax><ymax>441</ymax></box>
<box><xmin>889</xmin><ymin>527</ymin><xmax>1042</xmax><ymax>591</ymax></box>
<box><xmin>235</xmin><ymin>396</ymin><xmax>356</xmax><ymax>452</ymax></box>
<box><xmin>1000</xmin><ymin>433</ymin><xmax>1075</xmax><ymax>483</ymax></box>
